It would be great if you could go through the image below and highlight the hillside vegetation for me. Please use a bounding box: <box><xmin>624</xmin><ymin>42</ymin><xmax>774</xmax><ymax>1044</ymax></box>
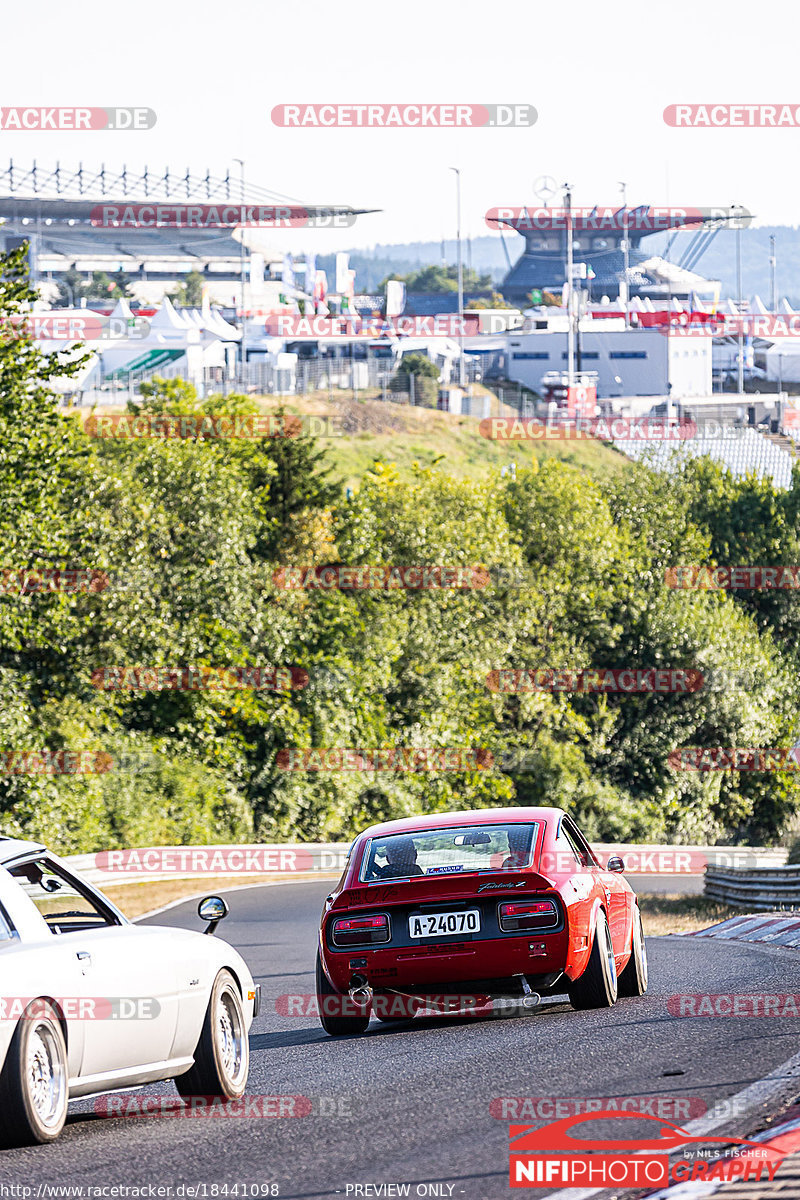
<box><xmin>3</xmin><ymin>245</ymin><xmax>800</xmax><ymax>853</ymax></box>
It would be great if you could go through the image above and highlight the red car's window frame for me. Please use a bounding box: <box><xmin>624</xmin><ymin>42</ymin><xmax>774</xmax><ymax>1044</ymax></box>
<box><xmin>357</xmin><ymin>822</ymin><xmax>542</xmax><ymax>884</ymax></box>
<box><xmin>558</xmin><ymin>816</ymin><xmax>599</xmax><ymax>868</ymax></box>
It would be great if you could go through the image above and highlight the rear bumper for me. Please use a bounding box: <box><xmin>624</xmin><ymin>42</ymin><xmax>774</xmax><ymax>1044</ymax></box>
<box><xmin>321</xmin><ymin>929</ymin><xmax>569</xmax><ymax>994</ymax></box>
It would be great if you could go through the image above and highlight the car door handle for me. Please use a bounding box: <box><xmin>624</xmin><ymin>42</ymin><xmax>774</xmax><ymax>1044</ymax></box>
<box><xmin>76</xmin><ymin>951</ymin><xmax>92</xmax><ymax>972</ymax></box>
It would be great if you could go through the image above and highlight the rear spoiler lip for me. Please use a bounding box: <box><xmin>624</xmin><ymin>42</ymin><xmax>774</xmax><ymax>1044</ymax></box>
<box><xmin>329</xmin><ymin>871</ymin><xmax>558</xmax><ymax>909</ymax></box>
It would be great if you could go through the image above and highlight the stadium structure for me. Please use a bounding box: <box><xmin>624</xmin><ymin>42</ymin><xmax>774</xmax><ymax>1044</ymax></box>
<box><xmin>0</xmin><ymin>161</ymin><xmax>376</xmax><ymax>308</ymax></box>
<box><xmin>495</xmin><ymin>204</ymin><xmax>728</xmax><ymax>305</ymax></box>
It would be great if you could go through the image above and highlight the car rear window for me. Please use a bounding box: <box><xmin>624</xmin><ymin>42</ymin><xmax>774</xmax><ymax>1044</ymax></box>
<box><xmin>359</xmin><ymin>823</ymin><xmax>539</xmax><ymax>882</ymax></box>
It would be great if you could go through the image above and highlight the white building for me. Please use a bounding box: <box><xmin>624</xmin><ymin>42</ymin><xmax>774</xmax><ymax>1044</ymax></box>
<box><xmin>502</xmin><ymin>325</ymin><xmax>712</xmax><ymax>399</ymax></box>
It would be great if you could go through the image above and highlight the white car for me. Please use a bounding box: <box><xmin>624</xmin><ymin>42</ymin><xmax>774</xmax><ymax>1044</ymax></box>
<box><xmin>0</xmin><ymin>837</ymin><xmax>260</xmax><ymax>1147</ymax></box>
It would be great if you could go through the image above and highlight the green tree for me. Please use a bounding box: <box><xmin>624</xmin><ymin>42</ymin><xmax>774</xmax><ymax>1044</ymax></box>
<box><xmin>170</xmin><ymin>270</ymin><xmax>205</xmax><ymax>307</ymax></box>
<box><xmin>391</xmin><ymin>352</ymin><xmax>440</xmax><ymax>407</ymax></box>
<box><xmin>379</xmin><ymin>265</ymin><xmax>494</xmax><ymax>294</ymax></box>
<box><xmin>56</xmin><ymin>267</ymin><xmax>87</xmax><ymax>308</ymax></box>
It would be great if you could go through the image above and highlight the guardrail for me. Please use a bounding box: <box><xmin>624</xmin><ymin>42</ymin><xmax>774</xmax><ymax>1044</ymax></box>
<box><xmin>705</xmin><ymin>864</ymin><xmax>800</xmax><ymax>910</ymax></box>
<box><xmin>61</xmin><ymin>841</ymin><xmax>788</xmax><ymax>889</ymax></box>
<box><xmin>63</xmin><ymin>844</ymin><xmax>350</xmax><ymax>887</ymax></box>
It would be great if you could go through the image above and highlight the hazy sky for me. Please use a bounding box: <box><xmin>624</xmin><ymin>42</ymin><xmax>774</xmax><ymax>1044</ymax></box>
<box><xmin>4</xmin><ymin>0</ymin><xmax>799</xmax><ymax>258</ymax></box>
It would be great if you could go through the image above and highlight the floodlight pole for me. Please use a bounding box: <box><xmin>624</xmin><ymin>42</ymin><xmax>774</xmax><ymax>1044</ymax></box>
<box><xmin>770</xmin><ymin>235</ymin><xmax>777</xmax><ymax>312</ymax></box>
<box><xmin>619</xmin><ymin>181</ymin><xmax>629</xmax><ymax>328</ymax></box>
<box><xmin>234</xmin><ymin>158</ymin><xmax>247</xmax><ymax>388</ymax></box>
<box><xmin>564</xmin><ymin>183</ymin><xmax>575</xmax><ymax>388</ymax></box>
<box><xmin>450</xmin><ymin>166</ymin><xmax>465</xmax><ymax>386</ymax></box>
<box><xmin>735</xmin><ymin>203</ymin><xmax>744</xmax><ymax>396</ymax></box>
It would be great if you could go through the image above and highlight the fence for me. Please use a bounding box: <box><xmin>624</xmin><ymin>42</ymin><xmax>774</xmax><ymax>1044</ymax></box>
<box><xmin>62</xmin><ymin>842</ymin><xmax>786</xmax><ymax>890</ymax></box>
<box><xmin>704</xmin><ymin>863</ymin><xmax>800</xmax><ymax>910</ymax></box>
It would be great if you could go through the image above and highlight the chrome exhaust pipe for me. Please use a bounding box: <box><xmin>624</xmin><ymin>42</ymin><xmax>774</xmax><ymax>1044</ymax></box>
<box><xmin>348</xmin><ymin>974</ymin><xmax>373</xmax><ymax>1008</ymax></box>
<box><xmin>518</xmin><ymin>975</ymin><xmax>541</xmax><ymax>1009</ymax></box>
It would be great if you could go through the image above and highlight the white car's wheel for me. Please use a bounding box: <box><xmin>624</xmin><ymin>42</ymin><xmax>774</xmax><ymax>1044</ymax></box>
<box><xmin>176</xmin><ymin>970</ymin><xmax>249</xmax><ymax>1100</ymax></box>
<box><xmin>0</xmin><ymin>1001</ymin><xmax>68</xmax><ymax>1146</ymax></box>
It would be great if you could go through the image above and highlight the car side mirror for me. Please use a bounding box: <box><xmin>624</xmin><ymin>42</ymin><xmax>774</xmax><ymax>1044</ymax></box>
<box><xmin>198</xmin><ymin>895</ymin><xmax>229</xmax><ymax>935</ymax></box>
<box><xmin>606</xmin><ymin>855</ymin><xmax>625</xmax><ymax>873</ymax></box>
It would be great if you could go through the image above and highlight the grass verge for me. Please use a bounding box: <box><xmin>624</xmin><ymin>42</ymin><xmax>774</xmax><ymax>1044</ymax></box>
<box><xmin>638</xmin><ymin>892</ymin><xmax>741</xmax><ymax>936</ymax></box>
<box><xmin>73</xmin><ymin>391</ymin><xmax>628</xmax><ymax>491</ymax></box>
<box><xmin>106</xmin><ymin>872</ymin><xmax>339</xmax><ymax>920</ymax></box>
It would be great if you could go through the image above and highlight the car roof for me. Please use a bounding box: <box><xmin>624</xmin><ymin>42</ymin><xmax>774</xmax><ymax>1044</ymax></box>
<box><xmin>0</xmin><ymin>836</ymin><xmax>47</xmax><ymax>865</ymax></box>
<box><xmin>357</xmin><ymin>806</ymin><xmax>565</xmax><ymax>840</ymax></box>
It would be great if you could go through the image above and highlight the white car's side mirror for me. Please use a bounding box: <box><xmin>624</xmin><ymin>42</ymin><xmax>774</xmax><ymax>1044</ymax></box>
<box><xmin>198</xmin><ymin>895</ymin><xmax>229</xmax><ymax>935</ymax></box>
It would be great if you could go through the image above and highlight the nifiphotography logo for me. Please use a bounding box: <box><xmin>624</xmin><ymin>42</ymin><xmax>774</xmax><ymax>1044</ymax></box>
<box><xmin>507</xmin><ymin>1111</ymin><xmax>785</xmax><ymax>1188</ymax></box>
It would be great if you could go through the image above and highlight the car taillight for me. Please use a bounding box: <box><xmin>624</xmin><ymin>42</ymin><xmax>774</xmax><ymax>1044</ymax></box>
<box><xmin>331</xmin><ymin>913</ymin><xmax>390</xmax><ymax>947</ymax></box>
<box><xmin>499</xmin><ymin>900</ymin><xmax>558</xmax><ymax>932</ymax></box>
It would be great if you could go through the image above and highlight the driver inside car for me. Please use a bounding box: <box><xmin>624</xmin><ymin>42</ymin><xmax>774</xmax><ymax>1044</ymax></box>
<box><xmin>375</xmin><ymin>836</ymin><xmax>425</xmax><ymax>879</ymax></box>
<box><xmin>501</xmin><ymin>826</ymin><xmax>531</xmax><ymax>870</ymax></box>
<box><xmin>11</xmin><ymin>863</ymin><xmax>61</xmax><ymax>891</ymax></box>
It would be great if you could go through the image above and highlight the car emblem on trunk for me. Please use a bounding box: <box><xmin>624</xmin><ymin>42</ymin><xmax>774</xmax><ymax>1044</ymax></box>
<box><xmin>478</xmin><ymin>880</ymin><xmax>526</xmax><ymax>891</ymax></box>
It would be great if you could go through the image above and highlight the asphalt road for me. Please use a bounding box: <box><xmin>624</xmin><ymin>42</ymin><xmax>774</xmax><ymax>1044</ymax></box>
<box><xmin>2</xmin><ymin>879</ymin><xmax>796</xmax><ymax>1198</ymax></box>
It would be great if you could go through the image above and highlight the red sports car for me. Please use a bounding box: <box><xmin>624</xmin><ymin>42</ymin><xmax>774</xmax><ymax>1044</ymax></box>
<box><xmin>316</xmin><ymin>806</ymin><xmax>647</xmax><ymax>1035</ymax></box>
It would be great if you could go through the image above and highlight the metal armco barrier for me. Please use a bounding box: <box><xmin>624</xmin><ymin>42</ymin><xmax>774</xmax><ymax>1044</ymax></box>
<box><xmin>705</xmin><ymin>863</ymin><xmax>800</xmax><ymax>910</ymax></box>
<box><xmin>64</xmin><ymin>844</ymin><xmax>350</xmax><ymax>887</ymax></box>
<box><xmin>61</xmin><ymin>841</ymin><xmax>787</xmax><ymax>889</ymax></box>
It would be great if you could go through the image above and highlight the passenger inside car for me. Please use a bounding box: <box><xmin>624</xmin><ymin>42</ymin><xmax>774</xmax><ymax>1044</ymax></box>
<box><xmin>501</xmin><ymin>825</ymin><xmax>532</xmax><ymax>870</ymax></box>
<box><xmin>374</xmin><ymin>836</ymin><xmax>425</xmax><ymax>879</ymax></box>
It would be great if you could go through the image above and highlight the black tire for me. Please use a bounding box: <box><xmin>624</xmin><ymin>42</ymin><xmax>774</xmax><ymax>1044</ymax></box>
<box><xmin>316</xmin><ymin>950</ymin><xmax>370</xmax><ymax>1036</ymax></box>
<box><xmin>175</xmin><ymin>969</ymin><xmax>249</xmax><ymax>1100</ymax></box>
<box><xmin>0</xmin><ymin>1000</ymin><xmax>68</xmax><ymax>1147</ymax></box>
<box><xmin>617</xmin><ymin>905</ymin><xmax>648</xmax><ymax>997</ymax></box>
<box><xmin>568</xmin><ymin>912</ymin><xmax>618</xmax><ymax>1010</ymax></box>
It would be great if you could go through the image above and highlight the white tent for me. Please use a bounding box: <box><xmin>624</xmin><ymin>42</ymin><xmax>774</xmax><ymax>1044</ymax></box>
<box><xmin>109</xmin><ymin>296</ymin><xmax>135</xmax><ymax>322</ymax></box>
<box><xmin>766</xmin><ymin>342</ymin><xmax>800</xmax><ymax>382</ymax></box>
<box><xmin>90</xmin><ymin>296</ymin><xmax>201</xmax><ymax>380</ymax></box>
<box><xmin>202</xmin><ymin>297</ymin><xmax>240</xmax><ymax>341</ymax></box>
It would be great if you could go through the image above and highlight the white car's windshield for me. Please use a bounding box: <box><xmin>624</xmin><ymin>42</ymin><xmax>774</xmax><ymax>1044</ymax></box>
<box><xmin>360</xmin><ymin>823</ymin><xmax>539</xmax><ymax>882</ymax></box>
<box><xmin>9</xmin><ymin>858</ymin><xmax>118</xmax><ymax>933</ymax></box>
